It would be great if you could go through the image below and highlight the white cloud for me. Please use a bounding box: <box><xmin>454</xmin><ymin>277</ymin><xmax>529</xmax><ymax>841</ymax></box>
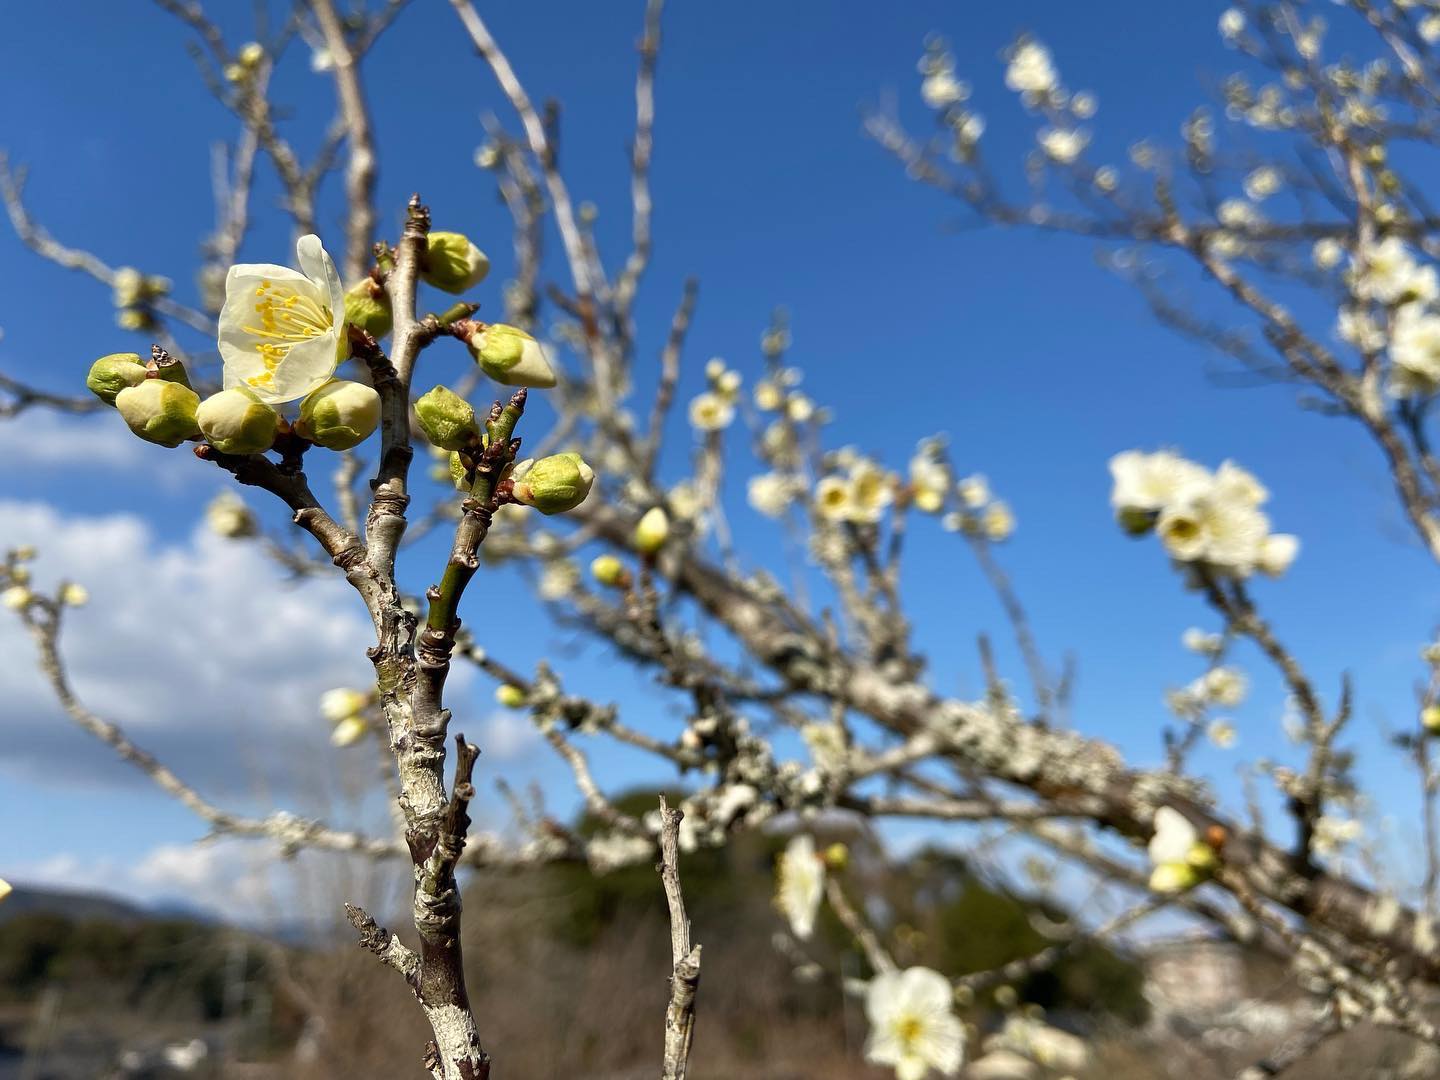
<box><xmin>476</xmin><ymin>709</ymin><xmax>542</xmax><ymax>762</ymax></box>
<box><xmin>0</xmin><ymin>409</ymin><xmax>198</xmax><ymax>490</ymax></box>
<box><xmin>0</xmin><ymin>499</ymin><xmax>379</xmax><ymax>801</ymax></box>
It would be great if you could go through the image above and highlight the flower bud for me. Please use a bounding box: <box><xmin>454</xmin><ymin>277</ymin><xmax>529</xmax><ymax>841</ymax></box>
<box><xmin>1</xmin><ymin>585</ymin><xmax>31</xmax><ymax>610</ymax></box>
<box><xmin>0</xmin><ymin>878</ymin><xmax>10</xmax><ymax>904</ymax></box>
<box><xmin>1148</xmin><ymin>862</ymin><xmax>1200</xmax><ymax>894</ymax></box>
<box><xmin>115</xmin><ymin>380</ymin><xmax>201</xmax><ymax>447</ymax></box>
<box><xmin>197</xmin><ymin>388</ymin><xmax>280</xmax><ymax>455</ymax></box>
<box><xmin>415</xmin><ymin>385</ymin><xmax>479</xmax><ymax>451</ymax></box>
<box><xmin>510</xmin><ymin>452</ymin><xmax>594</xmax><ymax>515</ymax></box>
<box><xmin>60</xmin><ymin>583</ymin><xmax>89</xmax><ymax>607</ymax></box>
<box><xmin>633</xmin><ymin>506</ymin><xmax>670</xmax><ymax>554</ymax></box>
<box><xmin>496</xmin><ymin>684</ymin><xmax>527</xmax><ymax>708</ymax></box>
<box><xmin>590</xmin><ymin>554</ymin><xmax>631</xmax><ymax>589</ymax></box>
<box><xmin>330</xmin><ymin>715</ymin><xmax>369</xmax><ymax>747</ymax></box>
<box><xmin>206</xmin><ymin>492</ymin><xmax>257</xmax><ymax>539</ymax></box>
<box><xmin>13</xmin><ymin>546</ymin><xmax>36</xmax><ymax>561</ymax></box>
<box><xmin>1423</xmin><ymin>704</ymin><xmax>1440</xmax><ymax>735</ymax></box>
<box><xmin>467</xmin><ymin>324</ymin><xmax>557</xmax><ymax>388</ymax></box>
<box><xmin>449</xmin><ymin>450</ymin><xmax>475</xmax><ymax>492</ymax></box>
<box><xmin>320</xmin><ymin>687</ymin><xmax>369</xmax><ymax>722</ymax></box>
<box><xmin>86</xmin><ymin>353</ymin><xmax>148</xmax><ymax>405</ymax></box>
<box><xmin>296</xmin><ymin>379</ymin><xmax>381</xmax><ymax>450</ymax></box>
<box><xmin>423</xmin><ymin>232</ymin><xmax>490</xmax><ymax>294</ymax></box>
<box><xmin>344</xmin><ymin>279</ymin><xmax>393</xmax><ymax>339</ymax></box>
<box><xmin>822</xmin><ymin>842</ymin><xmax>849</xmax><ymax>871</ymax></box>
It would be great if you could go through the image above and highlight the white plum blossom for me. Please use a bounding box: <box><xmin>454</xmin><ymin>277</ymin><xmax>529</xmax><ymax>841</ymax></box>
<box><xmin>748</xmin><ymin>472</ymin><xmax>797</xmax><ymax>518</ymax></box>
<box><xmin>1112</xmin><ymin>451</ymin><xmax>1296</xmax><ymax>578</ymax></box>
<box><xmin>1147</xmin><ymin>806</ymin><xmax>1212</xmax><ymax>893</ymax></box>
<box><xmin>1337</xmin><ymin>306</ymin><xmax>1386</xmax><ymax>353</ymax></box>
<box><xmin>688</xmin><ymin>391</ymin><xmax>735</xmax><ymax>431</ymax></box>
<box><xmin>218</xmin><ymin>234</ymin><xmax>347</xmax><ymax>404</ymax></box>
<box><xmin>1243</xmin><ymin>166</ymin><xmax>1282</xmax><ymax>201</ymax></box>
<box><xmin>1207</xmin><ymin>719</ymin><xmax>1237</xmax><ymax>749</ymax></box>
<box><xmin>1349</xmin><ymin>237</ymin><xmax>1438</xmax><ymax>306</ymax></box>
<box><xmin>864</xmin><ymin>967</ymin><xmax>965</xmax><ymax>1080</ymax></box>
<box><xmin>1005</xmin><ymin>40</ymin><xmax>1057</xmax><ymax>96</ymax></box>
<box><xmin>774</xmin><ymin>834</ymin><xmax>825</xmax><ymax>940</ymax></box>
<box><xmin>1182</xmin><ymin>628</ymin><xmax>1224</xmax><ymax>656</ymax></box>
<box><xmin>1108</xmin><ymin>450</ymin><xmax>1210</xmax><ymax>518</ymax></box>
<box><xmin>1312</xmin><ymin>237</ymin><xmax>1344</xmax><ymax>270</ymax></box>
<box><xmin>1389</xmin><ymin>304</ymin><xmax>1440</xmax><ymax>395</ymax></box>
<box><xmin>1038</xmin><ymin>127</ymin><xmax>1089</xmax><ymax>164</ymax></box>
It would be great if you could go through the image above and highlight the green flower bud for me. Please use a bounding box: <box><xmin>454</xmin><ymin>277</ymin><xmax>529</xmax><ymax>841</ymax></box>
<box><xmin>449</xmin><ymin>450</ymin><xmax>474</xmax><ymax>492</ymax></box>
<box><xmin>344</xmin><ymin>279</ymin><xmax>393</xmax><ymax>339</ymax></box>
<box><xmin>633</xmin><ymin>506</ymin><xmax>670</xmax><ymax>554</ymax></box>
<box><xmin>197</xmin><ymin>387</ymin><xmax>280</xmax><ymax>455</ymax></box>
<box><xmin>423</xmin><ymin>231</ymin><xmax>490</xmax><ymax>294</ymax></box>
<box><xmin>510</xmin><ymin>452</ymin><xmax>594</xmax><ymax>515</ymax></box>
<box><xmin>115</xmin><ymin>380</ymin><xmax>201</xmax><ymax>447</ymax></box>
<box><xmin>590</xmin><ymin>554</ymin><xmax>630</xmax><ymax>589</ymax></box>
<box><xmin>467</xmin><ymin>324</ymin><xmax>557</xmax><ymax>388</ymax></box>
<box><xmin>1116</xmin><ymin>507</ymin><xmax>1157</xmax><ymax>536</ymax></box>
<box><xmin>86</xmin><ymin>353</ymin><xmax>149</xmax><ymax>406</ymax></box>
<box><xmin>495</xmin><ymin>684</ymin><xmax>527</xmax><ymax>708</ymax></box>
<box><xmin>415</xmin><ymin>385</ymin><xmax>479</xmax><ymax>451</ymax></box>
<box><xmin>295</xmin><ymin>379</ymin><xmax>381</xmax><ymax>451</ymax></box>
<box><xmin>822</xmin><ymin>842</ymin><xmax>850</xmax><ymax>871</ymax></box>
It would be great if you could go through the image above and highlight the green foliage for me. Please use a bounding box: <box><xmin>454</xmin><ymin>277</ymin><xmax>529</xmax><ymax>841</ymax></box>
<box><xmin>0</xmin><ymin>912</ymin><xmax>263</xmax><ymax>1019</ymax></box>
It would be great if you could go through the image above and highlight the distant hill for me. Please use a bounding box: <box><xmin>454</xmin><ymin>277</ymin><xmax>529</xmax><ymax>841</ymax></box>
<box><xmin>0</xmin><ymin>885</ymin><xmax>149</xmax><ymax>926</ymax></box>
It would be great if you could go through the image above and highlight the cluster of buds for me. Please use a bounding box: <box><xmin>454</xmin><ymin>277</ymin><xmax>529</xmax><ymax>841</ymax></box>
<box><xmin>939</xmin><ymin>473</ymin><xmax>1015</xmax><ymax>541</ymax></box>
<box><xmin>319</xmin><ymin>687</ymin><xmax>374</xmax><ymax>748</ymax></box>
<box><xmin>111</xmin><ymin>268</ymin><xmax>172</xmax><ymax>331</ymax></box>
<box><xmin>2</xmin><ymin>546</ymin><xmax>88</xmax><ymax>613</ymax></box>
<box><xmin>223</xmin><ymin>41</ymin><xmax>266</xmax><ymax>86</ymax></box>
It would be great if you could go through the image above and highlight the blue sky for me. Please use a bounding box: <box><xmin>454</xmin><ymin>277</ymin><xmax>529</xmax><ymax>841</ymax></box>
<box><xmin>1</xmin><ymin>1</ymin><xmax>1436</xmax><ymax>917</ymax></box>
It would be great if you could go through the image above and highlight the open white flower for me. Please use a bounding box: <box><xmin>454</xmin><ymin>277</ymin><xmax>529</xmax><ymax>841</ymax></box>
<box><xmin>689</xmin><ymin>391</ymin><xmax>735</xmax><ymax>431</ymax></box>
<box><xmin>1005</xmin><ymin>41</ymin><xmax>1057</xmax><ymax>96</ymax></box>
<box><xmin>775</xmin><ymin>834</ymin><xmax>825</xmax><ymax>940</ymax></box>
<box><xmin>1351</xmin><ymin>237</ymin><xmax>1438</xmax><ymax>307</ymax></box>
<box><xmin>1038</xmin><ymin>127</ymin><xmax>1089</xmax><ymax>163</ymax></box>
<box><xmin>864</xmin><ymin>967</ymin><xmax>965</xmax><ymax>1080</ymax></box>
<box><xmin>219</xmin><ymin>234</ymin><xmax>346</xmax><ymax>404</ymax></box>
<box><xmin>1390</xmin><ymin>304</ymin><xmax>1440</xmax><ymax>394</ymax></box>
<box><xmin>1147</xmin><ymin>806</ymin><xmax>1213</xmax><ymax>893</ymax></box>
<box><xmin>1109</xmin><ymin>450</ymin><xmax>1210</xmax><ymax>517</ymax></box>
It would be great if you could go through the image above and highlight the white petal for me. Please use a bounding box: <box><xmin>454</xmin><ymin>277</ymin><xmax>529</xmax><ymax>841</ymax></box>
<box><xmin>1148</xmin><ymin>806</ymin><xmax>1198</xmax><ymax>866</ymax></box>
<box><xmin>296</xmin><ymin>233</ymin><xmax>345</xmax><ymax>322</ymax></box>
<box><xmin>894</xmin><ymin>967</ymin><xmax>954</xmax><ymax>1015</ymax></box>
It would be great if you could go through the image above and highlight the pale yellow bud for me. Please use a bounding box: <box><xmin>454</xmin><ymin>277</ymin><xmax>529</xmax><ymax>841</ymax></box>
<box><xmin>197</xmin><ymin>388</ymin><xmax>279</xmax><ymax>455</ymax></box>
<box><xmin>633</xmin><ymin>506</ymin><xmax>670</xmax><ymax>554</ymax></box>
<box><xmin>1</xmin><ymin>586</ymin><xmax>32</xmax><ymax>610</ymax></box>
<box><xmin>296</xmin><ymin>380</ymin><xmax>381</xmax><ymax>450</ymax></box>
<box><xmin>590</xmin><ymin>554</ymin><xmax>630</xmax><ymax>588</ymax></box>
<box><xmin>330</xmin><ymin>715</ymin><xmax>369</xmax><ymax>747</ymax></box>
<box><xmin>468</xmin><ymin>324</ymin><xmax>556</xmax><ymax>388</ymax></box>
<box><xmin>115</xmin><ymin>380</ymin><xmax>201</xmax><ymax>448</ymax></box>
<box><xmin>496</xmin><ymin>684</ymin><xmax>527</xmax><ymax>708</ymax></box>
<box><xmin>60</xmin><ymin>583</ymin><xmax>89</xmax><ymax>607</ymax></box>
